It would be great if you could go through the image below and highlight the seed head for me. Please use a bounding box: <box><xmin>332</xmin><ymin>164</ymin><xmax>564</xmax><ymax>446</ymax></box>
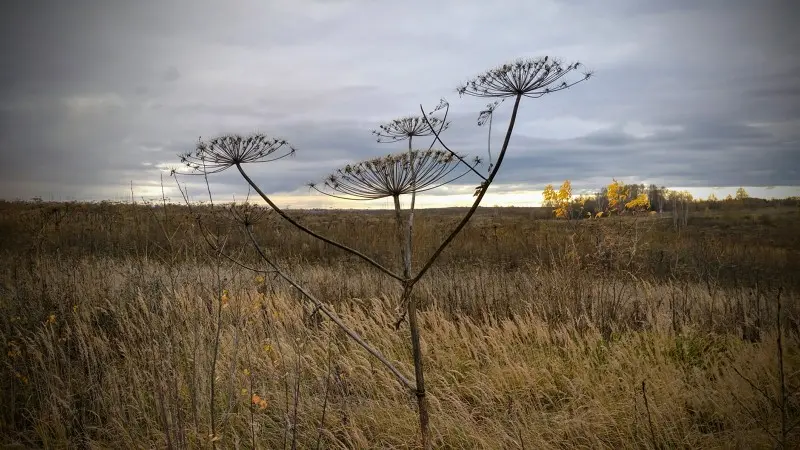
<box><xmin>477</xmin><ymin>100</ymin><xmax>503</xmax><ymax>126</ymax></box>
<box><xmin>228</xmin><ymin>201</ymin><xmax>271</xmax><ymax>226</ymax></box>
<box><xmin>179</xmin><ymin>133</ymin><xmax>295</xmax><ymax>174</ymax></box>
<box><xmin>371</xmin><ymin>116</ymin><xmax>449</xmax><ymax>144</ymax></box>
<box><xmin>457</xmin><ymin>56</ymin><xmax>593</xmax><ymax>99</ymax></box>
<box><xmin>310</xmin><ymin>149</ymin><xmax>479</xmax><ymax>201</ymax></box>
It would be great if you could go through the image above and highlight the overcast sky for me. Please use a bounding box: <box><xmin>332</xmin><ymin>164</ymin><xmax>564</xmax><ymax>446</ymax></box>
<box><xmin>1</xmin><ymin>0</ymin><xmax>798</xmax><ymax>207</ymax></box>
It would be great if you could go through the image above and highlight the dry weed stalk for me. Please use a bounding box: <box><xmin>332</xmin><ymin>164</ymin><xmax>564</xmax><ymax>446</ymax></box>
<box><xmin>309</xmin><ymin>141</ymin><xmax>482</xmax><ymax>447</ymax></box>
<box><xmin>177</xmin><ymin>55</ymin><xmax>592</xmax><ymax>448</ymax></box>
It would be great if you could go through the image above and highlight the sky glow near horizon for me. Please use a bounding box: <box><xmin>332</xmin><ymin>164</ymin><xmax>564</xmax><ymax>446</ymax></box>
<box><xmin>31</xmin><ymin>184</ymin><xmax>800</xmax><ymax>210</ymax></box>
<box><xmin>1</xmin><ymin>0</ymin><xmax>798</xmax><ymax>207</ymax></box>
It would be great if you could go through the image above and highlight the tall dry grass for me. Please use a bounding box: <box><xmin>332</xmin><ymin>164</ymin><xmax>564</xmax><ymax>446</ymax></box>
<box><xmin>1</xmin><ymin>200</ymin><xmax>799</xmax><ymax>448</ymax></box>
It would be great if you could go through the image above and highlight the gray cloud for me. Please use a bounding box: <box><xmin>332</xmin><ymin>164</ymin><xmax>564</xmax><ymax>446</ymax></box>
<box><xmin>0</xmin><ymin>0</ymin><xmax>798</xmax><ymax>204</ymax></box>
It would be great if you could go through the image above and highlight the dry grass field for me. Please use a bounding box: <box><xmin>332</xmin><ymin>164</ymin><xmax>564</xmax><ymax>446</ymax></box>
<box><xmin>1</xmin><ymin>199</ymin><xmax>799</xmax><ymax>448</ymax></box>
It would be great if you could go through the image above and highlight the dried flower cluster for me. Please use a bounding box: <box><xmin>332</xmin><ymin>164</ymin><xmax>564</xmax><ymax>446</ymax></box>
<box><xmin>457</xmin><ymin>57</ymin><xmax>592</xmax><ymax>99</ymax></box>
<box><xmin>227</xmin><ymin>201</ymin><xmax>270</xmax><ymax>226</ymax></box>
<box><xmin>477</xmin><ymin>100</ymin><xmax>502</xmax><ymax>127</ymax></box>
<box><xmin>372</xmin><ymin>116</ymin><xmax>448</xmax><ymax>144</ymax></box>
<box><xmin>310</xmin><ymin>149</ymin><xmax>478</xmax><ymax>200</ymax></box>
<box><xmin>180</xmin><ymin>134</ymin><xmax>295</xmax><ymax>174</ymax></box>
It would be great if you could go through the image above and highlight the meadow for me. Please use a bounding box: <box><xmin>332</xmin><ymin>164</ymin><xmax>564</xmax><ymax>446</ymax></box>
<box><xmin>1</xmin><ymin>199</ymin><xmax>798</xmax><ymax>449</ymax></box>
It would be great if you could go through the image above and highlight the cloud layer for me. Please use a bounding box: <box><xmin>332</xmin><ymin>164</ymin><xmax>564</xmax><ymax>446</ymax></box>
<box><xmin>1</xmin><ymin>0</ymin><xmax>798</xmax><ymax>206</ymax></box>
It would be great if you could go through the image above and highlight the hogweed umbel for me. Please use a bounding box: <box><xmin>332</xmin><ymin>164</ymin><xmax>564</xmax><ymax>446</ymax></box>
<box><xmin>309</xmin><ymin>149</ymin><xmax>479</xmax><ymax>201</ymax></box>
<box><xmin>179</xmin><ymin>133</ymin><xmax>295</xmax><ymax>174</ymax></box>
<box><xmin>227</xmin><ymin>201</ymin><xmax>271</xmax><ymax>227</ymax></box>
<box><xmin>457</xmin><ymin>56</ymin><xmax>593</xmax><ymax>99</ymax></box>
<box><xmin>371</xmin><ymin>116</ymin><xmax>449</xmax><ymax>145</ymax></box>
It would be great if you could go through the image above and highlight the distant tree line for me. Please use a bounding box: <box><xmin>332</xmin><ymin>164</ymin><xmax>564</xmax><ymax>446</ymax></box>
<box><xmin>542</xmin><ymin>180</ymin><xmax>796</xmax><ymax>221</ymax></box>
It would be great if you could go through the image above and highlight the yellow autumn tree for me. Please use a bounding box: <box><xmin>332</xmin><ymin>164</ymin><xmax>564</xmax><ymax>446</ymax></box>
<box><xmin>542</xmin><ymin>180</ymin><xmax>580</xmax><ymax>219</ymax></box>
<box><xmin>707</xmin><ymin>192</ymin><xmax>718</xmax><ymax>201</ymax></box>
<box><xmin>554</xmin><ymin>180</ymin><xmax>573</xmax><ymax>218</ymax></box>
<box><xmin>624</xmin><ymin>193</ymin><xmax>650</xmax><ymax>212</ymax></box>
<box><xmin>735</xmin><ymin>187</ymin><xmax>749</xmax><ymax>200</ymax></box>
<box><xmin>542</xmin><ymin>184</ymin><xmax>557</xmax><ymax>208</ymax></box>
<box><xmin>607</xmin><ymin>178</ymin><xmax>630</xmax><ymax>215</ymax></box>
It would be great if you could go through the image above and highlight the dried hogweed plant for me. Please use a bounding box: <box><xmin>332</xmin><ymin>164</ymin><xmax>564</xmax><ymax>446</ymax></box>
<box><xmin>372</xmin><ymin>56</ymin><xmax>591</xmax><ymax>448</ymax></box>
<box><xmin>176</xmin><ymin>55</ymin><xmax>592</xmax><ymax>449</ymax></box>
<box><xmin>306</xmin><ymin>141</ymin><xmax>482</xmax><ymax>447</ymax></box>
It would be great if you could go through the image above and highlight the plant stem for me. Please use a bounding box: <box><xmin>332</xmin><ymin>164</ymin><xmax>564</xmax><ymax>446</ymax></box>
<box><xmin>235</xmin><ymin>163</ymin><xmax>404</xmax><ymax>282</ymax></box>
<box><xmin>407</xmin><ymin>138</ymin><xmax>416</xmax><ymax>279</ymax></box>
<box><xmin>244</xmin><ymin>225</ymin><xmax>415</xmax><ymax>391</ymax></box>
<box><xmin>393</xmin><ymin>195</ymin><xmax>411</xmax><ymax>279</ymax></box>
<box><xmin>777</xmin><ymin>287</ymin><xmax>787</xmax><ymax>448</ymax></box>
<box><xmin>393</xmin><ymin>189</ymin><xmax>429</xmax><ymax>448</ymax></box>
<box><xmin>423</xmin><ymin>102</ymin><xmax>487</xmax><ymax>181</ymax></box>
<box><xmin>642</xmin><ymin>380</ymin><xmax>658</xmax><ymax>449</ymax></box>
<box><xmin>407</xmin><ymin>282</ymin><xmax>429</xmax><ymax>449</ymax></box>
<box><xmin>315</xmin><ymin>335</ymin><xmax>333</xmax><ymax>450</ymax></box>
<box><xmin>413</xmin><ymin>93</ymin><xmax>523</xmax><ymax>284</ymax></box>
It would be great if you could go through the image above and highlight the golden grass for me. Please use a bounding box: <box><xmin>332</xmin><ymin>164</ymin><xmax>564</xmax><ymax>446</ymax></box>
<box><xmin>1</xmin><ymin>201</ymin><xmax>799</xmax><ymax>448</ymax></box>
<box><xmin>2</xmin><ymin>256</ymin><xmax>798</xmax><ymax>448</ymax></box>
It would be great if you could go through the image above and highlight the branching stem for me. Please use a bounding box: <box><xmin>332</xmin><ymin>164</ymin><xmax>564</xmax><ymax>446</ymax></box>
<box><xmin>412</xmin><ymin>93</ymin><xmax>523</xmax><ymax>284</ymax></box>
<box><xmin>244</xmin><ymin>225</ymin><xmax>415</xmax><ymax>391</ymax></box>
<box><xmin>235</xmin><ymin>163</ymin><xmax>404</xmax><ymax>282</ymax></box>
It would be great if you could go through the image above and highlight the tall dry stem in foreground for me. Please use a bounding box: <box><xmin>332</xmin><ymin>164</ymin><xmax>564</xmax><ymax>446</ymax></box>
<box><xmin>311</xmin><ymin>144</ymin><xmax>480</xmax><ymax>446</ymax></box>
<box><xmin>179</xmin><ymin>55</ymin><xmax>593</xmax><ymax>448</ymax></box>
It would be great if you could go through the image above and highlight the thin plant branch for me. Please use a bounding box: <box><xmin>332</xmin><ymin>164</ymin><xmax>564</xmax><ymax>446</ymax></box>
<box><xmin>412</xmin><ymin>93</ymin><xmax>523</xmax><ymax>284</ymax></box>
<box><xmin>315</xmin><ymin>332</ymin><xmax>334</xmax><ymax>450</ymax></box>
<box><xmin>172</xmin><ymin>174</ymin><xmax>276</xmax><ymax>277</ymax></box>
<box><xmin>244</xmin><ymin>224</ymin><xmax>415</xmax><ymax>391</ymax></box>
<box><xmin>477</xmin><ymin>100</ymin><xmax>503</xmax><ymax>172</ymax></box>
<box><xmin>420</xmin><ymin>100</ymin><xmax>488</xmax><ymax>182</ymax></box>
<box><xmin>413</xmin><ymin>56</ymin><xmax>592</xmax><ymax>283</ymax></box>
<box><xmin>641</xmin><ymin>380</ymin><xmax>658</xmax><ymax>449</ymax></box>
<box><xmin>235</xmin><ymin>162</ymin><xmax>404</xmax><ymax>282</ymax></box>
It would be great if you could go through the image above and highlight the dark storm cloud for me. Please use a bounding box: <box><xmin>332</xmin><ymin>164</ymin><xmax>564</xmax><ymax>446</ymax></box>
<box><xmin>495</xmin><ymin>122</ymin><xmax>800</xmax><ymax>190</ymax></box>
<box><xmin>0</xmin><ymin>0</ymin><xmax>797</xmax><ymax>204</ymax></box>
